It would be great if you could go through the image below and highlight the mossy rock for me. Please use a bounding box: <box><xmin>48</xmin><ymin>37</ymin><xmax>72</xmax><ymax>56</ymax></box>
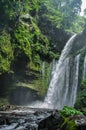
<box><xmin>61</xmin><ymin>117</ymin><xmax>76</xmax><ymax>130</ymax></box>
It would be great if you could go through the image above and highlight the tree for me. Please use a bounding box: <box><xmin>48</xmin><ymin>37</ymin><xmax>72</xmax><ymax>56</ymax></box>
<box><xmin>60</xmin><ymin>0</ymin><xmax>82</xmax><ymax>29</ymax></box>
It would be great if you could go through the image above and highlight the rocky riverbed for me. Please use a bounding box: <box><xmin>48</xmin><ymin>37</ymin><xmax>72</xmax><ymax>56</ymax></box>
<box><xmin>0</xmin><ymin>106</ymin><xmax>86</xmax><ymax>130</ymax></box>
<box><xmin>0</xmin><ymin>106</ymin><xmax>59</xmax><ymax>130</ymax></box>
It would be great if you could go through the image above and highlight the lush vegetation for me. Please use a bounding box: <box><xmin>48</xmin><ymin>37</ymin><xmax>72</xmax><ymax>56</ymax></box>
<box><xmin>60</xmin><ymin>106</ymin><xmax>82</xmax><ymax>117</ymax></box>
<box><xmin>60</xmin><ymin>106</ymin><xmax>83</xmax><ymax>130</ymax></box>
<box><xmin>0</xmin><ymin>0</ymin><xmax>85</xmax><ymax>75</ymax></box>
<box><xmin>0</xmin><ymin>0</ymin><xmax>86</xmax><ymax>107</ymax></box>
<box><xmin>0</xmin><ymin>31</ymin><xmax>13</xmax><ymax>74</ymax></box>
<box><xmin>75</xmin><ymin>76</ymin><xmax>86</xmax><ymax>110</ymax></box>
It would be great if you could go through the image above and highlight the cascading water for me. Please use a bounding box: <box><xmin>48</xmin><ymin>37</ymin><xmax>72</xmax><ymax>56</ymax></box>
<box><xmin>69</xmin><ymin>54</ymin><xmax>80</xmax><ymax>106</ymax></box>
<box><xmin>44</xmin><ymin>34</ymin><xmax>81</xmax><ymax>109</ymax></box>
<box><xmin>29</xmin><ymin>34</ymin><xmax>81</xmax><ymax>110</ymax></box>
<box><xmin>42</xmin><ymin>61</ymin><xmax>45</xmax><ymax>77</ymax></box>
<box><xmin>83</xmin><ymin>55</ymin><xmax>86</xmax><ymax>78</ymax></box>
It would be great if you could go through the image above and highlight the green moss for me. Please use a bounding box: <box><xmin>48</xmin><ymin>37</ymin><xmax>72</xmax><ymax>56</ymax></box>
<box><xmin>28</xmin><ymin>62</ymin><xmax>40</xmax><ymax>71</ymax></box>
<box><xmin>67</xmin><ymin>120</ymin><xmax>76</xmax><ymax>130</ymax></box>
<box><xmin>14</xmin><ymin>23</ymin><xmax>32</xmax><ymax>61</ymax></box>
<box><xmin>13</xmin><ymin>16</ymin><xmax>58</xmax><ymax>73</ymax></box>
<box><xmin>61</xmin><ymin>117</ymin><xmax>76</xmax><ymax>130</ymax></box>
<box><xmin>30</xmin><ymin>61</ymin><xmax>52</xmax><ymax>96</ymax></box>
<box><xmin>0</xmin><ymin>31</ymin><xmax>14</xmax><ymax>74</ymax></box>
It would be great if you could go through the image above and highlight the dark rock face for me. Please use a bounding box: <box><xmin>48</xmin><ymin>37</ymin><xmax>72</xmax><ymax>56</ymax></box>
<box><xmin>9</xmin><ymin>87</ymin><xmax>43</xmax><ymax>105</ymax></box>
<box><xmin>38</xmin><ymin>110</ymin><xmax>63</xmax><ymax>130</ymax></box>
<box><xmin>0</xmin><ymin>73</ymin><xmax>13</xmax><ymax>97</ymax></box>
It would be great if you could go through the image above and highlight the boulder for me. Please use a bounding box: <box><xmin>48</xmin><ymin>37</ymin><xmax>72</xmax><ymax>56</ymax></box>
<box><xmin>38</xmin><ymin>110</ymin><xmax>63</xmax><ymax>130</ymax></box>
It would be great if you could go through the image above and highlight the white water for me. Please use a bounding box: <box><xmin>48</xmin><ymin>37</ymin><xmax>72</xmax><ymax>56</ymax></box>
<box><xmin>83</xmin><ymin>55</ymin><xmax>86</xmax><ymax>78</ymax></box>
<box><xmin>42</xmin><ymin>61</ymin><xmax>45</xmax><ymax>76</ymax></box>
<box><xmin>69</xmin><ymin>54</ymin><xmax>80</xmax><ymax>106</ymax></box>
<box><xmin>29</xmin><ymin>34</ymin><xmax>81</xmax><ymax>109</ymax></box>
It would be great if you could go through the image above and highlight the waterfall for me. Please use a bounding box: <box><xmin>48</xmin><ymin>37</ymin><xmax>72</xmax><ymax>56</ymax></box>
<box><xmin>44</xmin><ymin>34</ymin><xmax>80</xmax><ymax>109</ymax></box>
<box><xmin>42</xmin><ymin>61</ymin><xmax>45</xmax><ymax>77</ymax></box>
<box><xmin>29</xmin><ymin>34</ymin><xmax>81</xmax><ymax>110</ymax></box>
<box><xmin>83</xmin><ymin>55</ymin><xmax>86</xmax><ymax>78</ymax></box>
<box><xmin>69</xmin><ymin>54</ymin><xmax>80</xmax><ymax>106</ymax></box>
<box><xmin>50</xmin><ymin>59</ymin><xmax>57</xmax><ymax>79</ymax></box>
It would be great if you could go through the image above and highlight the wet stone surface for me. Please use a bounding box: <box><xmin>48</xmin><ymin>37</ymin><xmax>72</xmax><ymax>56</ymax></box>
<box><xmin>0</xmin><ymin>106</ymin><xmax>59</xmax><ymax>130</ymax></box>
<box><xmin>0</xmin><ymin>106</ymin><xmax>86</xmax><ymax>130</ymax></box>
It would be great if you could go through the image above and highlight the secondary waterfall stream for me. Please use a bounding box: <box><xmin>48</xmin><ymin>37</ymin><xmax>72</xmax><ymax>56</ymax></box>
<box><xmin>83</xmin><ymin>55</ymin><xmax>86</xmax><ymax>78</ymax></box>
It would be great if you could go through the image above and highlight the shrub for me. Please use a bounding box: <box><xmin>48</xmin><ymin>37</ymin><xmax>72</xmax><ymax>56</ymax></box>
<box><xmin>60</xmin><ymin>106</ymin><xmax>82</xmax><ymax>117</ymax></box>
<box><xmin>75</xmin><ymin>76</ymin><xmax>86</xmax><ymax>109</ymax></box>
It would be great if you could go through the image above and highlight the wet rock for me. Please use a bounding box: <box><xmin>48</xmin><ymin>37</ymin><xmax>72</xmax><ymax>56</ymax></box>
<box><xmin>0</xmin><ymin>105</ymin><xmax>11</xmax><ymax>111</ymax></box>
<box><xmin>0</xmin><ymin>107</ymin><xmax>86</xmax><ymax>130</ymax></box>
<box><xmin>0</xmin><ymin>123</ymin><xmax>18</xmax><ymax>130</ymax></box>
<box><xmin>74</xmin><ymin>115</ymin><xmax>86</xmax><ymax>130</ymax></box>
<box><xmin>61</xmin><ymin>114</ymin><xmax>86</xmax><ymax>130</ymax></box>
<box><xmin>0</xmin><ymin>118</ymin><xmax>8</xmax><ymax>125</ymax></box>
<box><xmin>26</xmin><ymin>123</ymin><xmax>38</xmax><ymax>130</ymax></box>
<box><xmin>38</xmin><ymin>110</ymin><xmax>63</xmax><ymax>130</ymax></box>
<box><xmin>0</xmin><ymin>107</ymin><xmax>57</xmax><ymax>130</ymax></box>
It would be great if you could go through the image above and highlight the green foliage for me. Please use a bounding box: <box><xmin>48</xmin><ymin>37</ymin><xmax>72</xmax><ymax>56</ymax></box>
<box><xmin>33</xmin><ymin>61</ymin><xmax>52</xmax><ymax>95</ymax></box>
<box><xmin>48</xmin><ymin>51</ymin><xmax>59</xmax><ymax>59</ymax></box>
<box><xmin>36</xmin><ymin>0</ymin><xmax>85</xmax><ymax>56</ymax></box>
<box><xmin>66</xmin><ymin>15</ymin><xmax>85</xmax><ymax>33</ymax></box>
<box><xmin>14</xmin><ymin>23</ymin><xmax>32</xmax><ymax>60</ymax></box>
<box><xmin>81</xmin><ymin>108</ymin><xmax>86</xmax><ymax>115</ymax></box>
<box><xmin>0</xmin><ymin>0</ymin><xmax>30</xmax><ymax>19</ymax></box>
<box><xmin>0</xmin><ymin>31</ymin><xmax>14</xmax><ymax>74</ymax></box>
<box><xmin>60</xmin><ymin>106</ymin><xmax>82</xmax><ymax>117</ymax></box>
<box><xmin>61</xmin><ymin>117</ymin><xmax>76</xmax><ymax>130</ymax></box>
<box><xmin>75</xmin><ymin>76</ymin><xmax>86</xmax><ymax>109</ymax></box>
<box><xmin>44</xmin><ymin>2</ymin><xmax>62</xmax><ymax>28</ymax></box>
<box><xmin>14</xmin><ymin>16</ymin><xmax>52</xmax><ymax>65</ymax></box>
<box><xmin>0</xmin><ymin>0</ymin><xmax>86</xmax><ymax>105</ymax></box>
<box><xmin>0</xmin><ymin>0</ymin><xmax>85</xmax><ymax>32</ymax></box>
<box><xmin>47</xmin><ymin>0</ymin><xmax>83</xmax><ymax>32</ymax></box>
<box><xmin>81</xmin><ymin>76</ymin><xmax>86</xmax><ymax>88</ymax></box>
<box><xmin>13</xmin><ymin>12</ymin><xmax>59</xmax><ymax>70</ymax></box>
<box><xmin>61</xmin><ymin>118</ymin><xmax>77</xmax><ymax>130</ymax></box>
<box><xmin>67</xmin><ymin>120</ymin><xmax>76</xmax><ymax>130</ymax></box>
<box><xmin>33</xmin><ymin>54</ymin><xmax>41</xmax><ymax>65</ymax></box>
<box><xmin>0</xmin><ymin>0</ymin><xmax>85</xmax><ymax>69</ymax></box>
